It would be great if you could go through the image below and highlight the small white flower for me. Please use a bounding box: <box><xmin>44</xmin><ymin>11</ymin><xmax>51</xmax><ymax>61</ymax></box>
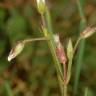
<box><xmin>37</xmin><ymin>0</ymin><xmax>45</xmax><ymax>5</ymax></box>
<box><xmin>36</xmin><ymin>0</ymin><xmax>46</xmax><ymax>14</ymax></box>
<box><xmin>8</xmin><ymin>41</ymin><xmax>24</xmax><ymax>62</ymax></box>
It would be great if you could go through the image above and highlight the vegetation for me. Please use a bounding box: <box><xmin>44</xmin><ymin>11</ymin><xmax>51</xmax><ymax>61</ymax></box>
<box><xmin>0</xmin><ymin>0</ymin><xmax>96</xmax><ymax>96</ymax></box>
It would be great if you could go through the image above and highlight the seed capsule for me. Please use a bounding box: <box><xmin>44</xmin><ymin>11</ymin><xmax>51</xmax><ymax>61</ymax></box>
<box><xmin>80</xmin><ymin>26</ymin><xmax>96</xmax><ymax>39</ymax></box>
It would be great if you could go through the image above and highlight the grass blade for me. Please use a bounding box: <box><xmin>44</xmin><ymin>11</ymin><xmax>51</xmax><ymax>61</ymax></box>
<box><xmin>73</xmin><ymin>0</ymin><xmax>87</xmax><ymax>95</ymax></box>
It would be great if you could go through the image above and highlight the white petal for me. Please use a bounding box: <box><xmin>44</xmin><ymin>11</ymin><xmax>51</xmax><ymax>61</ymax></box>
<box><xmin>54</xmin><ymin>34</ymin><xmax>60</xmax><ymax>43</ymax></box>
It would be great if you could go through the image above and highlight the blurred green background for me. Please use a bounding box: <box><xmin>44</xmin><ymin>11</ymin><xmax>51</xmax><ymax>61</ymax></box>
<box><xmin>0</xmin><ymin>0</ymin><xmax>96</xmax><ymax>96</ymax></box>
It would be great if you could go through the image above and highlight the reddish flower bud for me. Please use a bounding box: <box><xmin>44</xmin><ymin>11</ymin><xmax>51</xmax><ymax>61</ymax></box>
<box><xmin>54</xmin><ymin>34</ymin><xmax>67</xmax><ymax>65</ymax></box>
<box><xmin>54</xmin><ymin>34</ymin><xmax>67</xmax><ymax>82</ymax></box>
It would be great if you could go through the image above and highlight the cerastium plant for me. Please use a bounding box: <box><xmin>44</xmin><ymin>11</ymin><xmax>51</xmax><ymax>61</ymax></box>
<box><xmin>7</xmin><ymin>0</ymin><xmax>96</xmax><ymax>96</ymax></box>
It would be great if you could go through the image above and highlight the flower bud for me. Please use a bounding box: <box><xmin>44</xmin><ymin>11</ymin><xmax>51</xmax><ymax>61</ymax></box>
<box><xmin>8</xmin><ymin>41</ymin><xmax>25</xmax><ymax>62</ymax></box>
<box><xmin>80</xmin><ymin>26</ymin><xmax>96</xmax><ymax>39</ymax></box>
<box><xmin>54</xmin><ymin>34</ymin><xmax>67</xmax><ymax>65</ymax></box>
<box><xmin>36</xmin><ymin>0</ymin><xmax>46</xmax><ymax>14</ymax></box>
<box><xmin>54</xmin><ymin>34</ymin><xmax>67</xmax><ymax>82</ymax></box>
<box><xmin>67</xmin><ymin>38</ymin><xmax>73</xmax><ymax>60</ymax></box>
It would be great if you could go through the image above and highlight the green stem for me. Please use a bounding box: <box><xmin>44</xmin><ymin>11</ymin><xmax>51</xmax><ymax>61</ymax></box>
<box><xmin>84</xmin><ymin>87</ymin><xmax>88</xmax><ymax>96</ymax></box>
<box><xmin>66</xmin><ymin>58</ymin><xmax>73</xmax><ymax>84</ymax></box>
<box><xmin>64</xmin><ymin>85</ymin><xmax>67</xmax><ymax>96</ymax></box>
<box><xmin>23</xmin><ymin>37</ymin><xmax>48</xmax><ymax>44</ymax></box>
<box><xmin>74</xmin><ymin>0</ymin><xmax>87</xmax><ymax>95</ymax></box>
<box><xmin>44</xmin><ymin>8</ymin><xmax>63</xmax><ymax>77</ymax></box>
<box><xmin>58</xmin><ymin>75</ymin><xmax>64</xmax><ymax>96</ymax></box>
<box><xmin>41</xmin><ymin>7</ymin><xmax>63</xmax><ymax>95</ymax></box>
<box><xmin>73</xmin><ymin>37</ymin><xmax>81</xmax><ymax>54</ymax></box>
